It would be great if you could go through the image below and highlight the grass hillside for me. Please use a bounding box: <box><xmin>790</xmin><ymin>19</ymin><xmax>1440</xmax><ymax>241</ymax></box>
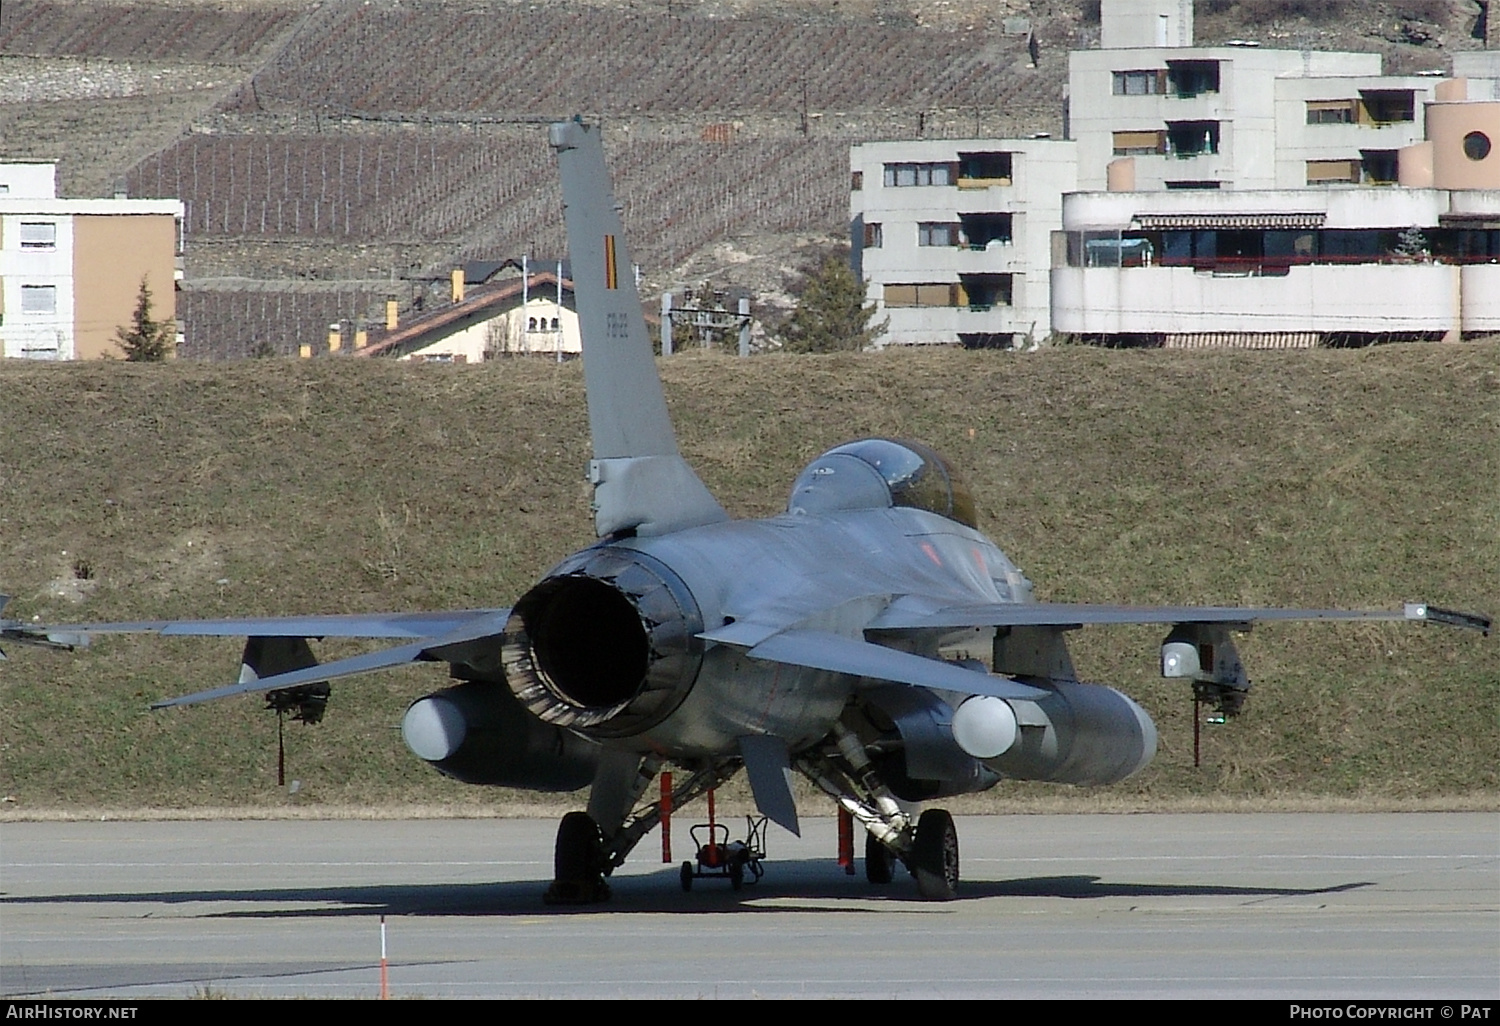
<box><xmin>0</xmin><ymin>345</ymin><xmax>1496</xmax><ymax>813</ymax></box>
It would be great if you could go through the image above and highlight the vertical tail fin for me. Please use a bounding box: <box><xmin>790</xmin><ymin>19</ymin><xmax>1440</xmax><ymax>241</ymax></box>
<box><xmin>550</xmin><ymin>120</ymin><xmax>727</xmax><ymax>538</ymax></box>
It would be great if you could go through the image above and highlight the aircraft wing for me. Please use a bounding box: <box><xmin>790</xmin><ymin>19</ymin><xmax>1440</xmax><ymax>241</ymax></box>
<box><xmin>4</xmin><ymin>609</ymin><xmax>504</xmax><ymax>643</ymax></box>
<box><xmin>866</xmin><ymin>600</ymin><xmax>1492</xmax><ymax>635</ymax></box>
<box><xmin>2</xmin><ymin>603</ymin><xmax>511</xmax><ymax>708</ymax></box>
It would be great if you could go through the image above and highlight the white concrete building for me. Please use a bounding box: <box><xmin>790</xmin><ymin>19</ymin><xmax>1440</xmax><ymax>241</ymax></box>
<box><xmin>1</xmin><ymin>162</ymin><xmax>183</xmax><ymax>360</ymax></box>
<box><xmin>1051</xmin><ymin>187</ymin><xmax>1500</xmax><ymax>345</ymax></box>
<box><xmin>855</xmin><ymin>1</ymin><xmax>1500</xmax><ymax>349</ymax></box>
<box><xmin>850</xmin><ymin>137</ymin><xmax>1076</xmax><ymax>348</ymax></box>
<box><xmin>1070</xmin><ymin>8</ymin><xmax>1447</xmax><ymax>194</ymax></box>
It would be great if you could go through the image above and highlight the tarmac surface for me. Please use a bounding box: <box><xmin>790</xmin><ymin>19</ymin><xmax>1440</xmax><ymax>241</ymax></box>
<box><xmin>1</xmin><ymin>812</ymin><xmax>1496</xmax><ymax>999</ymax></box>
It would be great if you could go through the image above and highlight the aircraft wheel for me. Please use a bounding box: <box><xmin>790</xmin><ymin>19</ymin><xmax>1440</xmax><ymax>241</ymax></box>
<box><xmin>680</xmin><ymin>861</ymin><xmax>694</xmax><ymax>892</ymax></box>
<box><xmin>864</xmin><ymin>832</ymin><xmax>895</xmax><ymax>885</ymax></box>
<box><xmin>912</xmin><ymin>809</ymin><xmax>959</xmax><ymax>901</ymax></box>
<box><xmin>544</xmin><ymin>811</ymin><xmax>610</xmax><ymax>905</ymax></box>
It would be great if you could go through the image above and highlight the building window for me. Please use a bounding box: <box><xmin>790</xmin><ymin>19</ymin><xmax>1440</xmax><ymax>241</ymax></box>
<box><xmin>1464</xmin><ymin>131</ymin><xmax>1492</xmax><ymax>161</ymax></box>
<box><xmin>883</xmin><ymin>162</ymin><xmax>956</xmax><ymax>187</ymax></box>
<box><xmin>1307</xmin><ymin>99</ymin><xmax>1358</xmax><ymax>125</ymax></box>
<box><xmin>21</xmin><ymin>285</ymin><xmax>57</xmax><ymax>314</ymax></box>
<box><xmin>918</xmin><ymin>223</ymin><xmax>962</xmax><ymax>247</ymax></box>
<box><xmin>958</xmin><ymin>212</ymin><xmax>1012</xmax><ymax>248</ymax></box>
<box><xmin>956</xmin><ymin>151</ymin><xmax>1013</xmax><ymax>186</ymax></box>
<box><xmin>851</xmin><ymin>170</ymin><xmax>863</xmax><ymax>191</ymax></box>
<box><xmin>1166</xmin><ymin>121</ymin><xmax>1219</xmax><ymax>157</ymax></box>
<box><xmin>1166</xmin><ymin>60</ymin><xmax>1219</xmax><ymax>98</ymax></box>
<box><xmin>957</xmin><ymin>274</ymin><xmax>1012</xmax><ymax>310</ymax></box>
<box><xmin>1360</xmin><ymin>150</ymin><xmax>1399</xmax><ymax>185</ymax></box>
<box><xmin>1113</xmin><ymin>70</ymin><xmax>1167</xmax><ymax>95</ymax></box>
<box><xmin>1166</xmin><ymin>180</ymin><xmax>1222</xmax><ymax>190</ymax></box>
<box><xmin>883</xmin><ymin>283</ymin><xmax>960</xmax><ymax>308</ymax></box>
<box><xmin>1359</xmin><ymin>90</ymin><xmax>1415</xmax><ymax>124</ymax></box>
<box><xmin>1307</xmin><ymin>159</ymin><xmax>1360</xmax><ymax>185</ymax></box>
<box><xmin>19</xmin><ymin>222</ymin><xmax>57</xmax><ymax>249</ymax></box>
<box><xmin>1113</xmin><ymin>130</ymin><xmax>1167</xmax><ymax>156</ymax></box>
<box><xmin>863</xmin><ymin>222</ymin><xmax>883</xmax><ymax>248</ymax></box>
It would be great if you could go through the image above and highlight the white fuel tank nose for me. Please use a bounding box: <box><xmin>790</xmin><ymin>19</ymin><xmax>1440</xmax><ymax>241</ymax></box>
<box><xmin>952</xmin><ymin>696</ymin><xmax>1019</xmax><ymax>759</ymax></box>
<box><xmin>402</xmin><ymin>696</ymin><xmax>467</xmax><ymax>762</ymax></box>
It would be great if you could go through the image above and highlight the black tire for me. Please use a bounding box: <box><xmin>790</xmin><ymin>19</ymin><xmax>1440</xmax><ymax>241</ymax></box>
<box><xmin>864</xmin><ymin>832</ymin><xmax>895</xmax><ymax>885</ymax></box>
<box><xmin>680</xmin><ymin>861</ymin><xmax>694</xmax><ymax>892</ymax></box>
<box><xmin>912</xmin><ymin>809</ymin><xmax>959</xmax><ymax>901</ymax></box>
<box><xmin>729</xmin><ymin>860</ymin><xmax>745</xmax><ymax>891</ymax></box>
<box><xmin>543</xmin><ymin>811</ymin><xmax>610</xmax><ymax>904</ymax></box>
<box><xmin>554</xmin><ymin>811</ymin><xmax>602</xmax><ymax>881</ymax></box>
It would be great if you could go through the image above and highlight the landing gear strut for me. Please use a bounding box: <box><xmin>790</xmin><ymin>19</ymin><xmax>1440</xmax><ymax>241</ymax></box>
<box><xmin>864</xmin><ymin>831</ymin><xmax>895</xmax><ymax>885</ymax></box>
<box><xmin>544</xmin><ymin>811</ymin><xmax>611</xmax><ymax>905</ymax></box>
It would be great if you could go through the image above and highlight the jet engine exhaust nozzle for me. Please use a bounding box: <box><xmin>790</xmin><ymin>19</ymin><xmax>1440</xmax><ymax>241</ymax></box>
<box><xmin>502</xmin><ymin>547</ymin><xmax>704</xmax><ymax>738</ymax></box>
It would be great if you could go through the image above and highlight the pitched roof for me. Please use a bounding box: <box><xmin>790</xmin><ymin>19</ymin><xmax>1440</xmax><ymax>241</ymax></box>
<box><xmin>357</xmin><ymin>272</ymin><xmax>574</xmax><ymax>358</ymax></box>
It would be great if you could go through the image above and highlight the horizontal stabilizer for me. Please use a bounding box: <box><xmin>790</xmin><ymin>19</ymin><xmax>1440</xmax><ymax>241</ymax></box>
<box><xmin>745</xmin><ymin>629</ymin><xmax>1047</xmax><ymax>700</ymax></box>
<box><xmin>150</xmin><ymin>610</ymin><xmax>511</xmax><ymax>709</ymax></box>
<box><xmin>869</xmin><ymin>601</ymin><xmax>1492</xmax><ymax>636</ymax></box>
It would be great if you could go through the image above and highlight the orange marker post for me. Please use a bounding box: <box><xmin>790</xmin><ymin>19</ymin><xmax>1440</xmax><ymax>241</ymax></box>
<box><xmin>379</xmin><ymin>915</ymin><xmax>389</xmax><ymax>1000</ymax></box>
<box><xmin>838</xmin><ymin>807</ymin><xmax>855</xmax><ymax>874</ymax></box>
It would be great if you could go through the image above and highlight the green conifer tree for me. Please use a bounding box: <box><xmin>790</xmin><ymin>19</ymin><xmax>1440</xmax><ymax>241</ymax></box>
<box><xmin>780</xmin><ymin>251</ymin><xmax>886</xmax><ymax>353</ymax></box>
<box><xmin>115</xmin><ymin>279</ymin><xmax>175</xmax><ymax>361</ymax></box>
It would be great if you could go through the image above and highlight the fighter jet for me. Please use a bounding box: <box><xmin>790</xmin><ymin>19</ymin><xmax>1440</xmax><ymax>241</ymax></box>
<box><xmin>3</xmin><ymin>120</ymin><xmax>1490</xmax><ymax>902</ymax></box>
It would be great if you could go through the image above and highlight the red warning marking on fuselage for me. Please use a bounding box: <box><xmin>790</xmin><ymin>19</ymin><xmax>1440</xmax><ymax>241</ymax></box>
<box><xmin>920</xmin><ymin>541</ymin><xmax>943</xmax><ymax>567</ymax></box>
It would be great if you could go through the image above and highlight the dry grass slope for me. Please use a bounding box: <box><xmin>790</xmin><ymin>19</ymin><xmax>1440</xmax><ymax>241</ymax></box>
<box><xmin>1</xmin><ymin>345</ymin><xmax>1496</xmax><ymax>813</ymax></box>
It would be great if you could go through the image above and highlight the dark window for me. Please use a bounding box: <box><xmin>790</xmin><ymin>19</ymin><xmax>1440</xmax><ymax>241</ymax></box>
<box><xmin>863</xmin><ymin>222</ymin><xmax>883</xmax><ymax>248</ymax></box>
<box><xmin>1464</xmin><ymin>131</ymin><xmax>1492</xmax><ymax>161</ymax></box>
<box><xmin>851</xmin><ymin>170</ymin><xmax>863</xmax><ymax>191</ymax></box>
<box><xmin>1361</xmin><ymin>150</ymin><xmax>1400</xmax><ymax>185</ymax></box>
<box><xmin>957</xmin><ymin>273</ymin><xmax>1012</xmax><ymax>309</ymax></box>
<box><xmin>1166</xmin><ymin>121</ymin><xmax>1219</xmax><ymax>157</ymax></box>
<box><xmin>1166</xmin><ymin>60</ymin><xmax>1219</xmax><ymax>98</ymax></box>
<box><xmin>957</xmin><ymin>152</ymin><xmax>1013</xmax><ymax>182</ymax></box>
<box><xmin>1165</xmin><ymin>180</ymin><xmax>1221</xmax><ymax>189</ymax></box>
<box><xmin>958</xmin><ymin>213</ymin><xmax>1012</xmax><ymax>249</ymax></box>
<box><xmin>1359</xmin><ymin>90</ymin><xmax>1415</xmax><ymax>124</ymax></box>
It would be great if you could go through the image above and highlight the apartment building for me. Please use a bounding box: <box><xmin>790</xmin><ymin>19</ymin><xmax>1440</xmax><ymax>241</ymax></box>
<box><xmin>850</xmin><ymin>138</ymin><xmax>1076</xmax><ymax>348</ymax></box>
<box><xmin>1</xmin><ymin>162</ymin><xmax>184</xmax><ymax>360</ymax></box>
<box><xmin>1052</xmin><ymin>186</ymin><xmax>1500</xmax><ymax>345</ymax></box>
<box><xmin>854</xmin><ymin>0</ymin><xmax>1499</xmax><ymax>349</ymax></box>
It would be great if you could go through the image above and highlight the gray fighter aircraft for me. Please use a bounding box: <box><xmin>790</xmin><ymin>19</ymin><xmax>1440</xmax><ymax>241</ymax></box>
<box><xmin>3</xmin><ymin>120</ymin><xmax>1491</xmax><ymax>902</ymax></box>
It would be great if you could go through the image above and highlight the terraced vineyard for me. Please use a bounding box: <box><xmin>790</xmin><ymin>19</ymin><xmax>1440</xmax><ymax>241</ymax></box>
<box><xmin>128</xmin><ymin>130</ymin><xmax>850</xmax><ymax>273</ymax></box>
<box><xmin>0</xmin><ymin>1</ymin><xmax>302</xmax><ymax>63</ymax></box>
<box><xmin>177</xmin><ymin>285</ymin><xmax>390</xmax><ymax>360</ymax></box>
<box><xmin>233</xmin><ymin>2</ymin><xmax>1046</xmax><ymax>117</ymax></box>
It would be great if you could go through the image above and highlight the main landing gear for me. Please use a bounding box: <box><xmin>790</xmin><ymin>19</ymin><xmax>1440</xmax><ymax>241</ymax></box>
<box><xmin>543</xmin><ymin>811</ymin><xmax>611</xmax><ymax>905</ymax></box>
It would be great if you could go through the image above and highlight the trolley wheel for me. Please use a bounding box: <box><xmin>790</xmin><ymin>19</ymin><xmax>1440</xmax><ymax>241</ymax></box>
<box><xmin>680</xmin><ymin>860</ymin><xmax>694</xmax><ymax>892</ymax></box>
<box><xmin>912</xmin><ymin>808</ymin><xmax>959</xmax><ymax>901</ymax></box>
<box><xmin>730</xmin><ymin>860</ymin><xmax>745</xmax><ymax>891</ymax></box>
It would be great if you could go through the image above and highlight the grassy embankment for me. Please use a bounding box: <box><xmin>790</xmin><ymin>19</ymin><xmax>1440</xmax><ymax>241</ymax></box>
<box><xmin>1</xmin><ymin>344</ymin><xmax>1496</xmax><ymax>816</ymax></box>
